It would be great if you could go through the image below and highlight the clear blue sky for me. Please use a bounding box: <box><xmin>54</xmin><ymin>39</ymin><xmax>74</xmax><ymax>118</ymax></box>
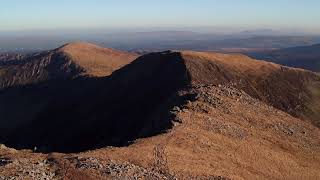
<box><xmin>1</xmin><ymin>0</ymin><xmax>319</xmax><ymax>32</ymax></box>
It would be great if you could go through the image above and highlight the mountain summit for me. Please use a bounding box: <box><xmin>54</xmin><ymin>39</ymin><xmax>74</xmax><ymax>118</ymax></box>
<box><xmin>58</xmin><ymin>42</ymin><xmax>138</xmax><ymax>76</ymax></box>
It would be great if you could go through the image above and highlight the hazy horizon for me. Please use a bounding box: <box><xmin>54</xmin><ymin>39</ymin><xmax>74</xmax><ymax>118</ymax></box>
<box><xmin>1</xmin><ymin>0</ymin><xmax>320</xmax><ymax>34</ymax></box>
<box><xmin>1</xmin><ymin>0</ymin><xmax>320</xmax><ymax>52</ymax></box>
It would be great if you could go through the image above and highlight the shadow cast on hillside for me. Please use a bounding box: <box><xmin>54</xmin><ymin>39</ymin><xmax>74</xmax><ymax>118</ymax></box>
<box><xmin>0</xmin><ymin>51</ymin><xmax>192</xmax><ymax>153</ymax></box>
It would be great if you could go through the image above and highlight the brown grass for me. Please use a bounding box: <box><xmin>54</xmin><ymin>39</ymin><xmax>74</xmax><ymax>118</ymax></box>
<box><xmin>181</xmin><ymin>51</ymin><xmax>320</xmax><ymax>125</ymax></box>
<box><xmin>1</xmin><ymin>49</ymin><xmax>320</xmax><ymax>179</ymax></box>
<box><xmin>59</xmin><ymin>42</ymin><xmax>138</xmax><ymax>77</ymax></box>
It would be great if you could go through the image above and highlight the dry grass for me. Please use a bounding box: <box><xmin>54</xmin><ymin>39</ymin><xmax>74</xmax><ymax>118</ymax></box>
<box><xmin>59</xmin><ymin>42</ymin><xmax>138</xmax><ymax>77</ymax></box>
<box><xmin>181</xmin><ymin>51</ymin><xmax>320</xmax><ymax>125</ymax></box>
<box><xmin>3</xmin><ymin>85</ymin><xmax>320</xmax><ymax>179</ymax></box>
<box><xmin>1</xmin><ymin>49</ymin><xmax>320</xmax><ymax>179</ymax></box>
<box><xmin>81</xmin><ymin>86</ymin><xmax>320</xmax><ymax>179</ymax></box>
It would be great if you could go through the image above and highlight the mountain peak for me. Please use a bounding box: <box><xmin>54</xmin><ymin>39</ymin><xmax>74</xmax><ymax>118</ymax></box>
<box><xmin>0</xmin><ymin>42</ymin><xmax>138</xmax><ymax>89</ymax></box>
<box><xmin>56</xmin><ymin>41</ymin><xmax>138</xmax><ymax>77</ymax></box>
<box><xmin>59</xmin><ymin>41</ymin><xmax>98</xmax><ymax>48</ymax></box>
<box><xmin>58</xmin><ymin>41</ymin><xmax>113</xmax><ymax>53</ymax></box>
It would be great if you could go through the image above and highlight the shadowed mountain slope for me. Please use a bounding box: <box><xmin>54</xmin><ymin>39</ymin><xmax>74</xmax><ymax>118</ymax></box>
<box><xmin>1</xmin><ymin>84</ymin><xmax>320</xmax><ymax>179</ymax></box>
<box><xmin>1</xmin><ymin>50</ymin><xmax>320</xmax><ymax>152</ymax></box>
<box><xmin>2</xmin><ymin>51</ymin><xmax>190</xmax><ymax>152</ymax></box>
<box><xmin>1</xmin><ymin>48</ymin><xmax>320</xmax><ymax>179</ymax></box>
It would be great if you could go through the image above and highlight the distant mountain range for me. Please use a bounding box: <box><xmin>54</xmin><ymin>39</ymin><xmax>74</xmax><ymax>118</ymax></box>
<box><xmin>248</xmin><ymin>44</ymin><xmax>320</xmax><ymax>72</ymax></box>
<box><xmin>1</xmin><ymin>30</ymin><xmax>320</xmax><ymax>52</ymax></box>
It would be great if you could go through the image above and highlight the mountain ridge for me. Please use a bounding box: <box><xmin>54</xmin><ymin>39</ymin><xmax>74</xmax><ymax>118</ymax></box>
<box><xmin>1</xmin><ymin>48</ymin><xmax>320</xmax><ymax>152</ymax></box>
<box><xmin>1</xmin><ymin>43</ymin><xmax>320</xmax><ymax>179</ymax></box>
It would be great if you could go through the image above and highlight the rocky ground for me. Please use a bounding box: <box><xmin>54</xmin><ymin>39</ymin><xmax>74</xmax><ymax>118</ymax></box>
<box><xmin>0</xmin><ymin>149</ymin><xmax>176</xmax><ymax>180</ymax></box>
<box><xmin>1</xmin><ymin>84</ymin><xmax>319</xmax><ymax>179</ymax></box>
